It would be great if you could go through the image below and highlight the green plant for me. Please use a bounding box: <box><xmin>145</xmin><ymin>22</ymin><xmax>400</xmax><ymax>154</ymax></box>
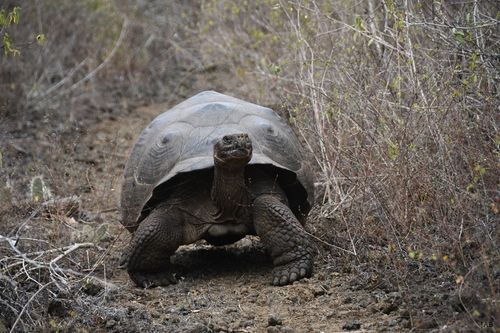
<box><xmin>0</xmin><ymin>6</ymin><xmax>45</xmax><ymax>56</ymax></box>
<box><xmin>0</xmin><ymin>6</ymin><xmax>20</xmax><ymax>56</ymax></box>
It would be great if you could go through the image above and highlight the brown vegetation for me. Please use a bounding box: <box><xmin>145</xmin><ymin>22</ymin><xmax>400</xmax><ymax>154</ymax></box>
<box><xmin>1</xmin><ymin>0</ymin><xmax>498</xmax><ymax>332</ymax></box>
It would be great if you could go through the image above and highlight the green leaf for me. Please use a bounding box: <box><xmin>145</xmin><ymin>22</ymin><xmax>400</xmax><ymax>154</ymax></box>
<box><xmin>394</xmin><ymin>17</ymin><xmax>404</xmax><ymax>31</ymax></box>
<box><xmin>452</xmin><ymin>28</ymin><xmax>465</xmax><ymax>43</ymax></box>
<box><xmin>388</xmin><ymin>142</ymin><xmax>399</xmax><ymax>160</ymax></box>
<box><xmin>354</xmin><ymin>16</ymin><xmax>365</xmax><ymax>31</ymax></box>
<box><xmin>469</xmin><ymin>50</ymin><xmax>479</xmax><ymax>70</ymax></box>
<box><xmin>2</xmin><ymin>33</ymin><xmax>20</xmax><ymax>56</ymax></box>
<box><xmin>10</xmin><ymin>6</ymin><xmax>20</xmax><ymax>24</ymax></box>
<box><xmin>473</xmin><ymin>164</ymin><xmax>486</xmax><ymax>176</ymax></box>
<box><xmin>36</xmin><ymin>34</ymin><xmax>46</xmax><ymax>45</ymax></box>
<box><xmin>0</xmin><ymin>9</ymin><xmax>7</xmax><ymax>26</ymax></box>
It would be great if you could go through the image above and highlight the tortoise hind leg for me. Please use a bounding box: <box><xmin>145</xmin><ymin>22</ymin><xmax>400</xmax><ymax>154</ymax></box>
<box><xmin>253</xmin><ymin>194</ymin><xmax>315</xmax><ymax>286</ymax></box>
<box><xmin>119</xmin><ymin>204</ymin><xmax>183</xmax><ymax>288</ymax></box>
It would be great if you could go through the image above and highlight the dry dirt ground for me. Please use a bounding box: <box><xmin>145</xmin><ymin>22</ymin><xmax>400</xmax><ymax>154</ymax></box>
<box><xmin>0</xmin><ymin>99</ymin><xmax>487</xmax><ymax>333</ymax></box>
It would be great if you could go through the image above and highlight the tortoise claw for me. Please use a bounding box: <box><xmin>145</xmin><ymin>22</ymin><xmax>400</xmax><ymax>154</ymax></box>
<box><xmin>271</xmin><ymin>257</ymin><xmax>313</xmax><ymax>286</ymax></box>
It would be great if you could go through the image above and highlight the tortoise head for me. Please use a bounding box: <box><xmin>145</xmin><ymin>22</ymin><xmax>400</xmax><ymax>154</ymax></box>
<box><xmin>213</xmin><ymin>133</ymin><xmax>253</xmax><ymax>168</ymax></box>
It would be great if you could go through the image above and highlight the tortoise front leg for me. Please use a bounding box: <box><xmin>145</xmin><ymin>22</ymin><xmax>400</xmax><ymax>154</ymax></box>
<box><xmin>253</xmin><ymin>194</ymin><xmax>315</xmax><ymax>285</ymax></box>
<box><xmin>119</xmin><ymin>204</ymin><xmax>183</xmax><ymax>288</ymax></box>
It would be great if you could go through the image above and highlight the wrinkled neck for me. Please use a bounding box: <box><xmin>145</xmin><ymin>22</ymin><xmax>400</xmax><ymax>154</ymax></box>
<box><xmin>211</xmin><ymin>165</ymin><xmax>248</xmax><ymax>220</ymax></box>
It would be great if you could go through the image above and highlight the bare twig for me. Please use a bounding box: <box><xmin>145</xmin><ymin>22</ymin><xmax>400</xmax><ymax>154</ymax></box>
<box><xmin>9</xmin><ymin>281</ymin><xmax>54</xmax><ymax>333</ymax></box>
<box><xmin>306</xmin><ymin>230</ymin><xmax>357</xmax><ymax>256</ymax></box>
<box><xmin>40</xmin><ymin>17</ymin><xmax>129</xmax><ymax>103</ymax></box>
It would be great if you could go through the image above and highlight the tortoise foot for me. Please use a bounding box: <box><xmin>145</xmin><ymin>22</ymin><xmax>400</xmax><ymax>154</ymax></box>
<box><xmin>128</xmin><ymin>270</ymin><xmax>177</xmax><ymax>288</ymax></box>
<box><xmin>271</xmin><ymin>255</ymin><xmax>313</xmax><ymax>286</ymax></box>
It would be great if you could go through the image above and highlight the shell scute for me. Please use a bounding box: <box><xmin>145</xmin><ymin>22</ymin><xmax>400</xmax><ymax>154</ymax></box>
<box><xmin>120</xmin><ymin>91</ymin><xmax>313</xmax><ymax>230</ymax></box>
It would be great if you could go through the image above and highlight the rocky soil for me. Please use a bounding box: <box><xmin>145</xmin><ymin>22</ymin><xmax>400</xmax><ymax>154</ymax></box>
<box><xmin>0</xmin><ymin>100</ymin><xmax>491</xmax><ymax>333</ymax></box>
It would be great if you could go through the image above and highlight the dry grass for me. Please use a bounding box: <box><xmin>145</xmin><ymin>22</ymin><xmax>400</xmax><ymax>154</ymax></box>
<box><xmin>1</xmin><ymin>0</ymin><xmax>498</xmax><ymax>331</ymax></box>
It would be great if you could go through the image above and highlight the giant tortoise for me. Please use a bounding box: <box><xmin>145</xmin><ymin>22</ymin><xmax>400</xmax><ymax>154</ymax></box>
<box><xmin>120</xmin><ymin>91</ymin><xmax>315</xmax><ymax>287</ymax></box>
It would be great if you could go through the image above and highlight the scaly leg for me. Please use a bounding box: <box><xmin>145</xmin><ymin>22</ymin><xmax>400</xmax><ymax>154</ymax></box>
<box><xmin>120</xmin><ymin>204</ymin><xmax>183</xmax><ymax>287</ymax></box>
<box><xmin>253</xmin><ymin>194</ymin><xmax>315</xmax><ymax>286</ymax></box>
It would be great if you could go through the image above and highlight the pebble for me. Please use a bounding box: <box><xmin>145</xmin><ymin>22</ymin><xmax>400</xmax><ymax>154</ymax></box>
<box><xmin>342</xmin><ymin>321</ymin><xmax>361</xmax><ymax>331</ymax></box>
<box><xmin>312</xmin><ymin>285</ymin><xmax>326</xmax><ymax>297</ymax></box>
<box><xmin>105</xmin><ymin>319</ymin><xmax>116</xmax><ymax>328</ymax></box>
<box><xmin>382</xmin><ymin>302</ymin><xmax>399</xmax><ymax>314</ymax></box>
<box><xmin>268</xmin><ymin>314</ymin><xmax>283</xmax><ymax>326</ymax></box>
<box><xmin>414</xmin><ymin>317</ymin><xmax>438</xmax><ymax>329</ymax></box>
<box><xmin>185</xmin><ymin>323</ymin><xmax>207</xmax><ymax>333</ymax></box>
<box><xmin>47</xmin><ymin>299</ymin><xmax>71</xmax><ymax>318</ymax></box>
<box><xmin>326</xmin><ymin>311</ymin><xmax>336</xmax><ymax>319</ymax></box>
<box><xmin>239</xmin><ymin>320</ymin><xmax>254</xmax><ymax>328</ymax></box>
<box><xmin>267</xmin><ymin>326</ymin><xmax>295</xmax><ymax>333</ymax></box>
<box><xmin>150</xmin><ymin>310</ymin><xmax>161</xmax><ymax>318</ymax></box>
<box><xmin>343</xmin><ymin>296</ymin><xmax>353</xmax><ymax>304</ymax></box>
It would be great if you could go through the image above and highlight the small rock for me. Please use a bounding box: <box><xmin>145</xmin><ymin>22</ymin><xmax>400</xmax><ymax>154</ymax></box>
<box><xmin>414</xmin><ymin>317</ymin><xmax>438</xmax><ymax>329</ymax></box>
<box><xmin>224</xmin><ymin>307</ymin><xmax>237</xmax><ymax>314</ymax></box>
<box><xmin>186</xmin><ymin>323</ymin><xmax>207</xmax><ymax>333</ymax></box>
<box><xmin>315</xmin><ymin>271</ymin><xmax>327</xmax><ymax>280</ymax></box>
<box><xmin>208</xmin><ymin>317</ymin><xmax>230</xmax><ymax>331</ymax></box>
<box><xmin>291</xmin><ymin>285</ymin><xmax>314</xmax><ymax>302</ymax></box>
<box><xmin>401</xmin><ymin>319</ymin><xmax>411</xmax><ymax>329</ymax></box>
<box><xmin>240</xmin><ymin>320</ymin><xmax>254</xmax><ymax>328</ymax></box>
<box><xmin>312</xmin><ymin>285</ymin><xmax>326</xmax><ymax>297</ymax></box>
<box><xmin>326</xmin><ymin>311</ymin><xmax>336</xmax><ymax>319</ymax></box>
<box><xmin>150</xmin><ymin>310</ymin><xmax>161</xmax><ymax>318</ymax></box>
<box><xmin>280</xmin><ymin>326</ymin><xmax>296</xmax><ymax>333</ymax></box>
<box><xmin>388</xmin><ymin>318</ymin><xmax>400</xmax><ymax>327</ymax></box>
<box><xmin>342</xmin><ymin>321</ymin><xmax>361</xmax><ymax>331</ymax></box>
<box><xmin>268</xmin><ymin>314</ymin><xmax>283</xmax><ymax>326</ymax></box>
<box><xmin>400</xmin><ymin>309</ymin><xmax>410</xmax><ymax>318</ymax></box>
<box><xmin>343</xmin><ymin>296</ymin><xmax>353</xmax><ymax>304</ymax></box>
<box><xmin>82</xmin><ymin>279</ymin><xmax>103</xmax><ymax>296</ymax></box>
<box><xmin>105</xmin><ymin>320</ymin><xmax>116</xmax><ymax>329</ymax></box>
<box><xmin>358</xmin><ymin>298</ymin><xmax>371</xmax><ymax>308</ymax></box>
<box><xmin>267</xmin><ymin>326</ymin><xmax>296</xmax><ymax>333</ymax></box>
<box><xmin>257</xmin><ymin>294</ymin><xmax>269</xmax><ymax>306</ymax></box>
<box><xmin>47</xmin><ymin>299</ymin><xmax>70</xmax><ymax>317</ymax></box>
<box><xmin>382</xmin><ymin>302</ymin><xmax>399</xmax><ymax>314</ymax></box>
<box><xmin>177</xmin><ymin>306</ymin><xmax>190</xmax><ymax>315</ymax></box>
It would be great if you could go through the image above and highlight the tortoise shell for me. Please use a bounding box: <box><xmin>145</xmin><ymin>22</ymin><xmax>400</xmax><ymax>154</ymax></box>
<box><xmin>121</xmin><ymin>91</ymin><xmax>313</xmax><ymax>231</ymax></box>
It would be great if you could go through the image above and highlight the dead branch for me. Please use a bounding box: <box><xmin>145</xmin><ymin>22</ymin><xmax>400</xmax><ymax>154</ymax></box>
<box><xmin>9</xmin><ymin>281</ymin><xmax>54</xmax><ymax>333</ymax></box>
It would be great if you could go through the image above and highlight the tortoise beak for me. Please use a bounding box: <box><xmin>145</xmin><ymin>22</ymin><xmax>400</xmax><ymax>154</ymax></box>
<box><xmin>215</xmin><ymin>133</ymin><xmax>253</xmax><ymax>162</ymax></box>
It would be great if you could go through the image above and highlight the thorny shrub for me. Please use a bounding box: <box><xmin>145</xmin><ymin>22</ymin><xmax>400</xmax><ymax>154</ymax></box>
<box><xmin>0</xmin><ymin>0</ymin><xmax>498</xmax><ymax>331</ymax></box>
